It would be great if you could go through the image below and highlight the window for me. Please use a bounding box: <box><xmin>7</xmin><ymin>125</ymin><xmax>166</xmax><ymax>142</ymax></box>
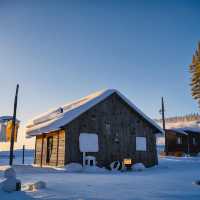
<box><xmin>193</xmin><ymin>137</ymin><xmax>197</xmax><ymax>145</ymax></box>
<box><xmin>136</xmin><ymin>137</ymin><xmax>147</xmax><ymax>151</ymax></box>
<box><xmin>105</xmin><ymin>122</ymin><xmax>111</xmax><ymax>134</ymax></box>
<box><xmin>177</xmin><ymin>137</ymin><xmax>182</xmax><ymax>145</ymax></box>
<box><xmin>91</xmin><ymin>114</ymin><xmax>96</xmax><ymax>120</ymax></box>
<box><xmin>114</xmin><ymin>133</ymin><xmax>119</xmax><ymax>143</ymax></box>
<box><xmin>90</xmin><ymin>160</ymin><xmax>93</xmax><ymax>166</ymax></box>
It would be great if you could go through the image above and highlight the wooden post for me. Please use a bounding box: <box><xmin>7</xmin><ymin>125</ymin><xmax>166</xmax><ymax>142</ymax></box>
<box><xmin>9</xmin><ymin>84</ymin><xmax>19</xmax><ymax>166</ymax></box>
<box><xmin>161</xmin><ymin>97</ymin><xmax>167</xmax><ymax>155</ymax></box>
<box><xmin>34</xmin><ymin>139</ymin><xmax>37</xmax><ymax>164</ymax></box>
<box><xmin>187</xmin><ymin>134</ymin><xmax>190</xmax><ymax>156</ymax></box>
<box><xmin>83</xmin><ymin>152</ymin><xmax>86</xmax><ymax>167</ymax></box>
<box><xmin>22</xmin><ymin>145</ymin><xmax>25</xmax><ymax>164</ymax></box>
<box><xmin>56</xmin><ymin>131</ymin><xmax>60</xmax><ymax>166</ymax></box>
<box><xmin>40</xmin><ymin>134</ymin><xmax>44</xmax><ymax>167</ymax></box>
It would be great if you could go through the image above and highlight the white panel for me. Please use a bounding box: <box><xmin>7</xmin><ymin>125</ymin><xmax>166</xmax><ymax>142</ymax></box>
<box><xmin>79</xmin><ymin>133</ymin><xmax>99</xmax><ymax>152</ymax></box>
<box><xmin>136</xmin><ymin>137</ymin><xmax>147</xmax><ymax>151</ymax></box>
<box><xmin>0</xmin><ymin>123</ymin><xmax>6</xmax><ymax>142</ymax></box>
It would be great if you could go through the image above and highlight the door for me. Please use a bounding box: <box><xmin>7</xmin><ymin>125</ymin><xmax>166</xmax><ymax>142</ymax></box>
<box><xmin>46</xmin><ymin>136</ymin><xmax>53</xmax><ymax>164</ymax></box>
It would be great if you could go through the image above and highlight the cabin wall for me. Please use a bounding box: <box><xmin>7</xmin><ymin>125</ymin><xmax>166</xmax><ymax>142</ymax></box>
<box><xmin>34</xmin><ymin>130</ymin><xmax>65</xmax><ymax>167</ymax></box>
<box><xmin>166</xmin><ymin>131</ymin><xmax>188</xmax><ymax>154</ymax></box>
<box><xmin>166</xmin><ymin>130</ymin><xmax>200</xmax><ymax>155</ymax></box>
<box><xmin>64</xmin><ymin>93</ymin><xmax>158</xmax><ymax>167</ymax></box>
<box><xmin>186</xmin><ymin>132</ymin><xmax>200</xmax><ymax>154</ymax></box>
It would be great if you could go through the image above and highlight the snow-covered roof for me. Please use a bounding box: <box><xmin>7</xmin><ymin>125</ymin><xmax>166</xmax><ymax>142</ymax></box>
<box><xmin>167</xmin><ymin>128</ymin><xmax>188</xmax><ymax>135</ymax></box>
<box><xmin>167</xmin><ymin>127</ymin><xmax>200</xmax><ymax>135</ymax></box>
<box><xmin>181</xmin><ymin>127</ymin><xmax>200</xmax><ymax>134</ymax></box>
<box><xmin>26</xmin><ymin>89</ymin><xmax>163</xmax><ymax>137</ymax></box>
<box><xmin>0</xmin><ymin>116</ymin><xmax>20</xmax><ymax>123</ymax></box>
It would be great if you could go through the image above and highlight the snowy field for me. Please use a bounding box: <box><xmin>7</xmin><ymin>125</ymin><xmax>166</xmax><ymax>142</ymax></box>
<box><xmin>0</xmin><ymin>151</ymin><xmax>200</xmax><ymax>200</ymax></box>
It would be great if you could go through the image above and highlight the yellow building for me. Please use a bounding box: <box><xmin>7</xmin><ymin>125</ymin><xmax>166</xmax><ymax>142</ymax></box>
<box><xmin>0</xmin><ymin>116</ymin><xmax>20</xmax><ymax>142</ymax></box>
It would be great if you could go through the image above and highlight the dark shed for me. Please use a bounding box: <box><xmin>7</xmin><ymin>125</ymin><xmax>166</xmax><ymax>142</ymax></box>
<box><xmin>166</xmin><ymin>127</ymin><xmax>200</xmax><ymax>156</ymax></box>
<box><xmin>26</xmin><ymin>89</ymin><xmax>163</xmax><ymax>168</ymax></box>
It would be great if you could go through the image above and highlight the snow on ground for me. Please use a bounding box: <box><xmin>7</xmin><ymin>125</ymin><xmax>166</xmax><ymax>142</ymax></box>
<box><xmin>0</xmin><ymin>150</ymin><xmax>34</xmax><ymax>165</ymax></box>
<box><xmin>0</xmin><ymin>151</ymin><xmax>200</xmax><ymax>200</ymax></box>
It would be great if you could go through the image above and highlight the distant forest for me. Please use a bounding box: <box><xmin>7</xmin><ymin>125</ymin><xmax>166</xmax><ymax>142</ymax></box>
<box><xmin>155</xmin><ymin>113</ymin><xmax>200</xmax><ymax>123</ymax></box>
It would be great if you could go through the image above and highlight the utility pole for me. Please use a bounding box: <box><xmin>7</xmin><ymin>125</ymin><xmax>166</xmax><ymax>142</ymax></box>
<box><xmin>9</xmin><ymin>84</ymin><xmax>19</xmax><ymax>166</ymax></box>
<box><xmin>161</xmin><ymin>97</ymin><xmax>167</xmax><ymax>155</ymax></box>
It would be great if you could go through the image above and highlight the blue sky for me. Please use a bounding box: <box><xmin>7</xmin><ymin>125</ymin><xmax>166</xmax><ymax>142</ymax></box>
<box><xmin>0</xmin><ymin>0</ymin><xmax>200</xmax><ymax>125</ymax></box>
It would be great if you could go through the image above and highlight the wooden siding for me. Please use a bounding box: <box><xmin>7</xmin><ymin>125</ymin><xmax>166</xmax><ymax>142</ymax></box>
<box><xmin>166</xmin><ymin>130</ymin><xmax>200</xmax><ymax>155</ymax></box>
<box><xmin>34</xmin><ymin>130</ymin><xmax>65</xmax><ymax>167</ymax></box>
<box><xmin>64</xmin><ymin>93</ymin><xmax>158</xmax><ymax>167</ymax></box>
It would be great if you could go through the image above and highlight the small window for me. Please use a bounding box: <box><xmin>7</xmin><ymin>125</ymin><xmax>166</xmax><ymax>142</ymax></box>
<box><xmin>105</xmin><ymin>123</ymin><xmax>111</xmax><ymax>130</ymax></box>
<box><xmin>91</xmin><ymin>114</ymin><xmax>96</xmax><ymax>120</ymax></box>
<box><xmin>105</xmin><ymin>122</ymin><xmax>111</xmax><ymax>135</ymax></box>
<box><xmin>114</xmin><ymin>133</ymin><xmax>119</xmax><ymax>143</ymax></box>
<box><xmin>90</xmin><ymin>160</ymin><xmax>93</xmax><ymax>166</ymax></box>
<box><xmin>193</xmin><ymin>137</ymin><xmax>197</xmax><ymax>145</ymax></box>
<box><xmin>136</xmin><ymin>137</ymin><xmax>147</xmax><ymax>151</ymax></box>
<box><xmin>177</xmin><ymin>137</ymin><xmax>182</xmax><ymax>145</ymax></box>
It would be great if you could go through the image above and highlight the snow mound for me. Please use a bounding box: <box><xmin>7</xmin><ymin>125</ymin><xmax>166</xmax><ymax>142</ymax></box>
<box><xmin>1</xmin><ymin>177</ymin><xmax>21</xmax><ymax>192</ymax></box>
<box><xmin>132</xmin><ymin>163</ymin><xmax>146</xmax><ymax>171</ymax></box>
<box><xmin>1</xmin><ymin>167</ymin><xmax>21</xmax><ymax>192</ymax></box>
<box><xmin>4</xmin><ymin>167</ymin><xmax>16</xmax><ymax>179</ymax></box>
<box><xmin>65</xmin><ymin>163</ymin><xmax>83</xmax><ymax>172</ymax></box>
<box><xmin>83</xmin><ymin>166</ymin><xmax>108</xmax><ymax>173</ymax></box>
<box><xmin>23</xmin><ymin>181</ymin><xmax>46</xmax><ymax>191</ymax></box>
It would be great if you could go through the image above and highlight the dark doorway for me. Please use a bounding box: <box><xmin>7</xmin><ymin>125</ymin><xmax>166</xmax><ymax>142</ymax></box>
<box><xmin>46</xmin><ymin>136</ymin><xmax>53</xmax><ymax>163</ymax></box>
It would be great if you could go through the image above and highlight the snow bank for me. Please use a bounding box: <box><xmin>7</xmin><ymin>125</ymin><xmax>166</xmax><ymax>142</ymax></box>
<box><xmin>83</xmin><ymin>166</ymin><xmax>108</xmax><ymax>173</ymax></box>
<box><xmin>132</xmin><ymin>163</ymin><xmax>146</xmax><ymax>171</ymax></box>
<box><xmin>65</xmin><ymin>163</ymin><xmax>107</xmax><ymax>173</ymax></box>
<box><xmin>65</xmin><ymin>163</ymin><xmax>83</xmax><ymax>172</ymax></box>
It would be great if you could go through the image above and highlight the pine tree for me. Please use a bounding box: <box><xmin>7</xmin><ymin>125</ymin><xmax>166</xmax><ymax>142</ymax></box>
<box><xmin>189</xmin><ymin>42</ymin><xmax>200</xmax><ymax>106</ymax></box>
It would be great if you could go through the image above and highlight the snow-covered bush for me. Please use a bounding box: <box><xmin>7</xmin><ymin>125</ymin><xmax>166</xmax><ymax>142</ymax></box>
<box><xmin>4</xmin><ymin>167</ymin><xmax>16</xmax><ymax>179</ymax></box>
<box><xmin>131</xmin><ymin>163</ymin><xmax>146</xmax><ymax>171</ymax></box>
<box><xmin>1</xmin><ymin>167</ymin><xmax>21</xmax><ymax>192</ymax></box>
<box><xmin>1</xmin><ymin>177</ymin><xmax>21</xmax><ymax>192</ymax></box>
<box><xmin>65</xmin><ymin>163</ymin><xmax>83</xmax><ymax>172</ymax></box>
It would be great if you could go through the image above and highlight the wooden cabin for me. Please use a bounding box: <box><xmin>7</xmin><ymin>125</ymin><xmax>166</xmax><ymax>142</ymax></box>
<box><xmin>166</xmin><ymin>128</ymin><xmax>200</xmax><ymax>156</ymax></box>
<box><xmin>26</xmin><ymin>89</ymin><xmax>163</xmax><ymax>168</ymax></box>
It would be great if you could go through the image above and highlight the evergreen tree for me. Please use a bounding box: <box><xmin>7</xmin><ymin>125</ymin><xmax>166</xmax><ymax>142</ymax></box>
<box><xmin>190</xmin><ymin>42</ymin><xmax>200</xmax><ymax>106</ymax></box>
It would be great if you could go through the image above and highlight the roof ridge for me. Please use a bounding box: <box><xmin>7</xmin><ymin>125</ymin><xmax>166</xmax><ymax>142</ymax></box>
<box><xmin>26</xmin><ymin>89</ymin><xmax>163</xmax><ymax>137</ymax></box>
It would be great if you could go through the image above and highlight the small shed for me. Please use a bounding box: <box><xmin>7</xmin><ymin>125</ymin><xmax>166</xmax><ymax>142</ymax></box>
<box><xmin>0</xmin><ymin>116</ymin><xmax>20</xmax><ymax>142</ymax></box>
<box><xmin>26</xmin><ymin>89</ymin><xmax>163</xmax><ymax>168</ymax></box>
<box><xmin>166</xmin><ymin>127</ymin><xmax>200</xmax><ymax>155</ymax></box>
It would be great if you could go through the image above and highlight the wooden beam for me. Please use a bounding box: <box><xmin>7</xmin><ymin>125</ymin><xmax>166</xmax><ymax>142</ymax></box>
<box><xmin>34</xmin><ymin>138</ymin><xmax>37</xmax><ymax>164</ymax></box>
<box><xmin>40</xmin><ymin>134</ymin><xmax>44</xmax><ymax>167</ymax></box>
<box><xmin>56</xmin><ymin>131</ymin><xmax>60</xmax><ymax>166</ymax></box>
